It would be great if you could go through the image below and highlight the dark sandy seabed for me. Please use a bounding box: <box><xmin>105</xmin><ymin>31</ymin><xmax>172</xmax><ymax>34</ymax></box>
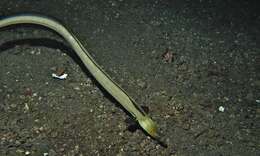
<box><xmin>0</xmin><ymin>0</ymin><xmax>259</xmax><ymax>155</ymax></box>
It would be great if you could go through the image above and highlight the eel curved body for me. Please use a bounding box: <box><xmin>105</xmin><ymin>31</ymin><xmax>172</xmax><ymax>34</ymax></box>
<box><xmin>0</xmin><ymin>14</ymin><xmax>163</xmax><ymax>144</ymax></box>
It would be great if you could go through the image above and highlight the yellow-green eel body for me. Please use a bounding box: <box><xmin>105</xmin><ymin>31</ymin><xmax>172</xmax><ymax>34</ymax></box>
<box><xmin>0</xmin><ymin>14</ymin><xmax>162</xmax><ymax>142</ymax></box>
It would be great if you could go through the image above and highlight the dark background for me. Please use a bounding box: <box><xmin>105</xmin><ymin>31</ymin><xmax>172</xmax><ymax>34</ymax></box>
<box><xmin>0</xmin><ymin>0</ymin><xmax>259</xmax><ymax>155</ymax></box>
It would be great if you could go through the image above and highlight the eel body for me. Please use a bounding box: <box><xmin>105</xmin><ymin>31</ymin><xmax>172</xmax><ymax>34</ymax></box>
<box><xmin>0</xmin><ymin>14</ymin><xmax>162</xmax><ymax>142</ymax></box>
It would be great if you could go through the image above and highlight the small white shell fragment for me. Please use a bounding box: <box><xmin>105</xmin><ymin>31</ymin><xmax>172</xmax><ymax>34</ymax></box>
<box><xmin>25</xmin><ymin>151</ymin><xmax>30</xmax><ymax>155</ymax></box>
<box><xmin>51</xmin><ymin>73</ymin><xmax>68</xmax><ymax>80</ymax></box>
<box><xmin>24</xmin><ymin>103</ymin><xmax>29</xmax><ymax>111</ymax></box>
<box><xmin>218</xmin><ymin>106</ymin><xmax>225</xmax><ymax>112</ymax></box>
<box><xmin>256</xmin><ymin>99</ymin><xmax>260</xmax><ymax>103</ymax></box>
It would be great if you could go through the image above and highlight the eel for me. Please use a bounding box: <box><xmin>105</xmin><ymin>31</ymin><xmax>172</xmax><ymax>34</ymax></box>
<box><xmin>0</xmin><ymin>14</ymin><xmax>165</xmax><ymax>145</ymax></box>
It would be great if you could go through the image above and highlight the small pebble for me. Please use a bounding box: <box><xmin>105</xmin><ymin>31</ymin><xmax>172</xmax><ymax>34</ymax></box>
<box><xmin>25</xmin><ymin>151</ymin><xmax>30</xmax><ymax>155</ymax></box>
<box><xmin>73</xmin><ymin>86</ymin><xmax>81</xmax><ymax>91</ymax></box>
<box><xmin>218</xmin><ymin>106</ymin><xmax>225</xmax><ymax>112</ymax></box>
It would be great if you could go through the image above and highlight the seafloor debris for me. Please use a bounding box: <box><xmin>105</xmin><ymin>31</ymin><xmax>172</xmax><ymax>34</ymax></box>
<box><xmin>218</xmin><ymin>106</ymin><xmax>225</xmax><ymax>112</ymax></box>
<box><xmin>162</xmin><ymin>48</ymin><xmax>175</xmax><ymax>63</ymax></box>
<box><xmin>52</xmin><ymin>67</ymin><xmax>68</xmax><ymax>80</ymax></box>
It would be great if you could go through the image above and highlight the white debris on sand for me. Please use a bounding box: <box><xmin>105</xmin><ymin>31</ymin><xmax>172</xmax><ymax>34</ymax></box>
<box><xmin>218</xmin><ymin>106</ymin><xmax>225</xmax><ymax>112</ymax></box>
<box><xmin>51</xmin><ymin>73</ymin><xmax>68</xmax><ymax>80</ymax></box>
